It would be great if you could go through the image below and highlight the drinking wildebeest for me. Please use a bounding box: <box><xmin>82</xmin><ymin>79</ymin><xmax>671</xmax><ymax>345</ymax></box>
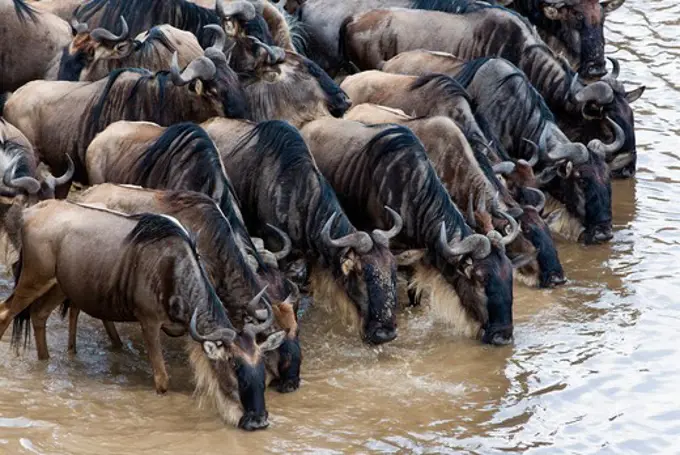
<box><xmin>0</xmin><ymin>200</ymin><xmax>285</xmax><ymax>430</ymax></box>
<box><xmin>377</xmin><ymin>53</ymin><xmax>615</xmax><ymax>243</ymax></box>
<box><xmin>203</xmin><ymin>118</ymin><xmax>402</xmax><ymax>345</ymax></box>
<box><xmin>340</xmin><ymin>7</ymin><xmax>644</xmax><ymax>178</ymax></box>
<box><xmin>69</xmin><ymin>184</ymin><xmax>303</xmax><ymax>393</ymax></box>
<box><xmin>301</xmin><ymin>120</ymin><xmax>520</xmax><ymax>345</ymax></box>
<box><xmin>344</xmin><ymin>104</ymin><xmax>565</xmax><ymax>287</ymax></box>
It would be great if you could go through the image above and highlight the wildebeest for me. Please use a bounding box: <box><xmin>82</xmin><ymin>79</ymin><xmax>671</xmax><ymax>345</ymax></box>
<box><xmin>203</xmin><ymin>118</ymin><xmax>402</xmax><ymax>345</ymax></box>
<box><xmin>341</xmin><ymin>8</ymin><xmax>644</xmax><ymax>178</ymax></box>
<box><xmin>344</xmin><ymin>104</ymin><xmax>565</xmax><ymax>287</ymax></box>
<box><xmin>53</xmin><ymin>17</ymin><xmax>206</xmax><ymax>82</ymax></box>
<box><xmin>1</xmin><ymin>42</ymin><xmax>247</xmax><ymax>187</ymax></box>
<box><xmin>0</xmin><ymin>0</ymin><xmax>72</xmax><ymax>92</ymax></box>
<box><xmin>379</xmin><ymin>53</ymin><xmax>614</xmax><ymax>243</ymax></box>
<box><xmin>0</xmin><ymin>200</ymin><xmax>285</xmax><ymax>429</ymax></box>
<box><xmin>301</xmin><ymin>119</ymin><xmax>519</xmax><ymax>344</ymax></box>
<box><xmin>495</xmin><ymin>0</ymin><xmax>627</xmax><ymax>78</ymax></box>
<box><xmin>71</xmin><ymin>184</ymin><xmax>303</xmax><ymax>393</ymax></box>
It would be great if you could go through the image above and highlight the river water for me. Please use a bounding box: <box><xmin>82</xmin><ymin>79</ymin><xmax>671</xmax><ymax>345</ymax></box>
<box><xmin>0</xmin><ymin>1</ymin><xmax>677</xmax><ymax>453</ymax></box>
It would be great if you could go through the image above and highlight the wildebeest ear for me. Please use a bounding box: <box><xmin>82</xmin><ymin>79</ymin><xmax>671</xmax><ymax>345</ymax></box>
<box><xmin>601</xmin><ymin>0</ymin><xmax>626</xmax><ymax>14</ymax></box>
<box><xmin>260</xmin><ymin>330</ymin><xmax>286</xmax><ymax>352</ymax></box>
<box><xmin>625</xmin><ymin>86</ymin><xmax>645</xmax><ymax>103</ymax></box>
<box><xmin>395</xmin><ymin>249</ymin><xmax>425</xmax><ymax>266</ymax></box>
<box><xmin>557</xmin><ymin>161</ymin><xmax>573</xmax><ymax>179</ymax></box>
<box><xmin>202</xmin><ymin>341</ymin><xmax>224</xmax><ymax>360</ymax></box>
<box><xmin>168</xmin><ymin>295</ymin><xmax>188</xmax><ymax>321</ymax></box>
<box><xmin>542</xmin><ymin>6</ymin><xmax>564</xmax><ymax>21</ymax></box>
<box><xmin>341</xmin><ymin>251</ymin><xmax>360</xmax><ymax>275</ymax></box>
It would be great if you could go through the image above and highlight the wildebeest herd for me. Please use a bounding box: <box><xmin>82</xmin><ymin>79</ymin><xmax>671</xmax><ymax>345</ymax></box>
<box><xmin>0</xmin><ymin>0</ymin><xmax>644</xmax><ymax>431</ymax></box>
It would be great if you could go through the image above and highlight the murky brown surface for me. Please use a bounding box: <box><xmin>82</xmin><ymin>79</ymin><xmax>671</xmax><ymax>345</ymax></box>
<box><xmin>0</xmin><ymin>1</ymin><xmax>677</xmax><ymax>453</ymax></box>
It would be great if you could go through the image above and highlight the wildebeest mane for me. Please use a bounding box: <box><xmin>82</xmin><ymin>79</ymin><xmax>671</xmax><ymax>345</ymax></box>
<box><xmin>159</xmin><ymin>190</ymin><xmax>265</xmax><ymax>290</ymax></box>
<box><xmin>361</xmin><ymin>126</ymin><xmax>471</xmax><ymax>244</ymax></box>
<box><xmin>76</xmin><ymin>0</ymin><xmax>219</xmax><ymax>45</ymax></box>
<box><xmin>411</xmin><ymin>0</ymin><xmax>528</xmax><ymax>23</ymax></box>
<box><xmin>412</xmin><ymin>73</ymin><xmax>472</xmax><ymax>103</ymax></box>
<box><xmin>234</xmin><ymin>120</ymin><xmax>356</xmax><ymax>250</ymax></box>
<box><xmin>522</xmin><ymin>44</ymin><xmax>576</xmax><ymax>100</ymax></box>
<box><xmin>134</xmin><ymin>123</ymin><xmax>223</xmax><ymax>194</ymax></box>
<box><xmin>452</xmin><ymin>57</ymin><xmax>493</xmax><ymax>88</ymax></box>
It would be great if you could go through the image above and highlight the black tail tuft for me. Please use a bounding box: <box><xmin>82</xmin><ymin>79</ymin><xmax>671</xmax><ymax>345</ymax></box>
<box><xmin>60</xmin><ymin>300</ymin><xmax>71</xmax><ymax>319</ymax></box>
<box><xmin>338</xmin><ymin>16</ymin><xmax>360</xmax><ymax>74</ymax></box>
<box><xmin>10</xmin><ymin>305</ymin><xmax>31</xmax><ymax>354</ymax></box>
<box><xmin>0</xmin><ymin>92</ymin><xmax>8</xmax><ymax>117</ymax></box>
<box><xmin>12</xmin><ymin>0</ymin><xmax>38</xmax><ymax>24</ymax></box>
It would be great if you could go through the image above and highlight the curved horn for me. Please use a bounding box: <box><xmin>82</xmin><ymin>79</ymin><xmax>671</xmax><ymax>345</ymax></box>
<box><xmin>524</xmin><ymin>187</ymin><xmax>545</xmax><ymax>213</ymax></box>
<box><xmin>248</xmin><ymin>35</ymin><xmax>286</xmax><ymax>64</ymax></box>
<box><xmin>44</xmin><ymin>154</ymin><xmax>75</xmax><ymax>190</ymax></box>
<box><xmin>372</xmin><ymin>206</ymin><xmax>403</xmax><ymax>243</ymax></box>
<box><xmin>522</xmin><ymin>138</ymin><xmax>541</xmax><ymax>167</ymax></box>
<box><xmin>188</xmin><ymin>307</ymin><xmax>237</xmax><ymax>343</ymax></box>
<box><xmin>438</xmin><ymin>222</ymin><xmax>491</xmax><ymax>261</ymax></box>
<box><xmin>266</xmin><ymin>223</ymin><xmax>292</xmax><ymax>261</ymax></box>
<box><xmin>170</xmin><ymin>53</ymin><xmax>216</xmax><ymax>86</ymax></box>
<box><xmin>467</xmin><ymin>193</ymin><xmax>477</xmax><ymax>229</ymax></box>
<box><xmin>215</xmin><ymin>0</ymin><xmax>257</xmax><ymax>21</ymax></box>
<box><xmin>492</xmin><ymin>161</ymin><xmax>515</xmax><ymax>176</ymax></box>
<box><xmin>203</xmin><ymin>24</ymin><xmax>227</xmax><ymax>51</ymax></box>
<box><xmin>546</xmin><ymin>142</ymin><xmax>589</xmax><ymax>164</ymax></box>
<box><xmin>70</xmin><ymin>18</ymin><xmax>89</xmax><ymax>35</ymax></box>
<box><xmin>90</xmin><ymin>16</ymin><xmax>129</xmax><ymax>43</ymax></box>
<box><xmin>244</xmin><ymin>287</ymin><xmax>273</xmax><ymax>335</ymax></box>
<box><xmin>2</xmin><ymin>156</ymin><xmax>39</xmax><ymax>194</ymax></box>
<box><xmin>321</xmin><ymin>212</ymin><xmax>373</xmax><ymax>254</ymax></box>
<box><xmin>586</xmin><ymin>116</ymin><xmax>625</xmax><ymax>158</ymax></box>
<box><xmin>497</xmin><ymin>210</ymin><xmax>520</xmax><ymax>246</ymax></box>
<box><xmin>608</xmin><ymin>56</ymin><xmax>620</xmax><ymax>80</ymax></box>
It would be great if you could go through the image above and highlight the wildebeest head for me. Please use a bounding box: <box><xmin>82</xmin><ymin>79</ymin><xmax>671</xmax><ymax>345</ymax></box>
<box><xmin>171</xmin><ymin>25</ymin><xmax>249</xmax><ymax>119</ymax></box>
<box><xmin>515</xmin><ymin>188</ymin><xmax>566</xmax><ymax>287</ymax></box>
<box><xmin>239</xmin><ymin>41</ymin><xmax>352</xmax><ymax>126</ymax></box>
<box><xmin>512</xmin><ymin>0</ymin><xmax>626</xmax><ymax>79</ymax></box>
<box><xmin>1</xmin><ymin>149</ymin><xmax>74</xmax><ymax>203</ymax></box>
<box><xmin>189</xmin><ymin>288</ymin><xmax>285</xmax><ymax>431</ymax></box>
<box><xmin>564</xmin><ymin>60</ymin><xmax>645</xmax><ymax>178</ymax></box>
<box><xmin>321</xmin><ymin>209</ymin><xmax>402</xmax><ymax>345</ymax></box>
<box><xmin>58</xmin><ymin>16</ymin><xmax>132</xmax><ymax>81</ymax></box>
<box><xmin>437</xmin><ymin>222</ymin><xmax>516</xmax><ymax>346</ymax></box>
<box><xmin>538</xmin><ymin>140</ymin><xmax>612</xmax><ymax>244</ymax></box>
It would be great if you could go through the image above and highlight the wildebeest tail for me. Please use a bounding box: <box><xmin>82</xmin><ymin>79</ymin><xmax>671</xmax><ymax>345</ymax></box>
<box><xmin>0</xmin><ymin>92</ymin><xmax>8</xmax><ymax>117</ymax></box>
<box><xmin>338</xmin><ymin>16</ymin><xmax>360</xmax><ymax>74</ymax></box>
<box><xmin>12</xmin><ymin>0</ymin><xmax>37</xmax><ymax>23</ymax></box>
<box><xmin>10</xmin><ymin>250</ymin><xmax>31</xmax><ymax>352</ymax></box>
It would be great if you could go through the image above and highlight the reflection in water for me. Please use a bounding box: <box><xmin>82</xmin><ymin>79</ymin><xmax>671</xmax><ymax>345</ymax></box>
<box><xmin>0</xmin><ymin>0</ymin><xmax>679</xmax><ymax>453</ymax></box>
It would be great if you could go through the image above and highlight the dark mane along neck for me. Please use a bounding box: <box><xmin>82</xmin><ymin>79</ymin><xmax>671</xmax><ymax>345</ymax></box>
<box><xmin>519</xmin><ymin>44</ymin><xmax>576</xmax><ymax>113</ymax></box>
<box><xmin>360</xmin><ymin>125</ymin><xmax>472</xmax><ymax>248</ymax></box>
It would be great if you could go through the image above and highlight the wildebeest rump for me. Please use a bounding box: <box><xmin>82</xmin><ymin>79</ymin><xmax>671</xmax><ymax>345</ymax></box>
<box><xmin>301</xmin><ymin>119</ymin><xmax>517</xmax><ymax>345</ymax></box>
<box><xmin>0</xmin><ymin>200</ymin><xmax>285</xmax><ymax>430</ymax></box>
<box><xmin>203</xmin><ymin>118</ymin><xmax>402</xmax><ymax>345</ymax></box>
<box><xmin>0</xmin><ymin>0</ymin><xmax>72</xmax><ymax>92</ymax></box>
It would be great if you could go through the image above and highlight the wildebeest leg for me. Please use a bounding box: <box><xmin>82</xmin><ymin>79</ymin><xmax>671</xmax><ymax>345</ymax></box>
<box><xmin>103</xmin><ymin>321</ymin><xmax>123</xmax><ymax>349</ymax></box>
<box><xmin>0</xmin><ymin>279</ymin><xmax>57</xmax><ymax>340</ymax></box>
<box><xmin>139</xmin><ymin>320</ymin><xmax>169</xmax><ymax>394</ymax></box>
<box><xmin>29</xmin><ymin>284</ymin><xmax>66</xmax><ymax>360</ymax></box>
<box><xmin>402</xmin><ymin>267</ymin><xmax>421</xmax><ymax>307</ymax></box>
<box><xmin>68</xmin><ymin>308</ymin><xmax>79</xmax><ymax>354</ymax></box>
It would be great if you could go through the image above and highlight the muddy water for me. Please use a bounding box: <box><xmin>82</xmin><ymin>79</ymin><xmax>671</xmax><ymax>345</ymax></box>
<box><xmin>0</xmin><ymin>1</ymin><xmax>676</xmax><ymax>453</ymax></box>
